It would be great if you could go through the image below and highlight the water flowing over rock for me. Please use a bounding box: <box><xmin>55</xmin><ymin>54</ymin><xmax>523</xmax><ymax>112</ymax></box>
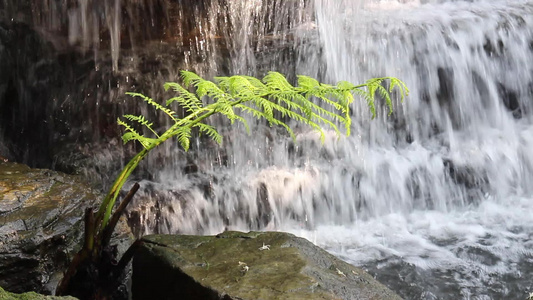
<box><xmin>132</xmin><ymin>231</ymin><xmax>402</xmax><ymax>300</ymax></box>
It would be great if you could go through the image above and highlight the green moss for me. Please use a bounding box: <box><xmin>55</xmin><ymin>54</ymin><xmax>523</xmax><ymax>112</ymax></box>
<box><xmin>0</xmin><ymin>286</ymin><xmax>78</xmax><ymax>300</ymax></box>
<box><xmin>135</xmin><ymin>232</ymin><xmax>403</xmax><ymax>299</ymax></box>
<box><xmin>142</xmin><ymin>232</ymin><xmax>338</xmax><ymax>299</ymax></box>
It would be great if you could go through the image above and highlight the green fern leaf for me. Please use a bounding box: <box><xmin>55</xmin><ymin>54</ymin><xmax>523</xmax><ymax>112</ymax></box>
<box><xmin>376</xmin><ymin>84</ymin><xmax>394</xmax><ymax>115</ymax></box>
<box><xmin>263</xmin><ymin>72</ymin><xmax>294</xmax><ymax>91</ymax></box>
<box><xmin>297</xmin><ymin>75</ymin><xmax>321</xmax><ymax>90</ymax></box>
<box><xmin>181</xmin><ymin>71</ymin><xmax>203</xmax><ymax>87</ymax></box>
<box><xmin>214</xmin><ymin>76</ymin><xmax>231</xmax><ymax>93</ymax></box>
<box><xmin>117</xmin><ymin>118</ymin><xmax>157</xmax><ymax>148</ymax></box>
<box><xmin>123</xmin><ymin>114</ymin><xmax>159</xmax><ymax>138</ymax></box>
<box><xmin>164</xmin><ymin>82</ymin><xmax>203</xmax><ymax>112</ymax></box>
<box><xmin>242</xmin><ymin>76</ymin><xmax>267</xmax><ymax>90</ymax></box>
<box><xmin>126</xmin><ymin>92</ymin><xmax>178</xmax><ymax>122</ymax></box>
<box><xmin>194</xmin><ymin>123</ymin><xmax>223</xmax><ymax>144</ymax></box>
<box><xmin>173</xmin><ymin>126</ymin><xmax>192</xmax><ymax>151</ymax></box>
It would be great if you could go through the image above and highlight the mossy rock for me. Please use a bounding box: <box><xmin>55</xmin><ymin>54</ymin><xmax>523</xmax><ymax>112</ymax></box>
<box><xmin>133</xmin><ymin>231</ymin><xmax>402</xmax><ymax>300</ymax></box>
<box><xmin>0</xmin><ymin>286</ymin><xmax>78</xmax><ymax>299</ymax></box>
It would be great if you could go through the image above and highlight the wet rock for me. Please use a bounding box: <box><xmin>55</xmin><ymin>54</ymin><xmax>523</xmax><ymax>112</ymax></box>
<box><xmin>497</xmin><ymin>82</ymin><xmax>522</xmax><ymax>118</ymax></box>
<box><xmin>0</xmin><ymin>21</ymin><xmax>58</xmax><ymax>168</ymax></box>
<box><xmin>255</xmin><ymin>182</ymin><xmax>273</xmax><ymax>229</ymax></box>
<box><xmin>0</xmin><ymin>161</ymin><xmax>99</xmax><ymax>294</ymax></box>
<box><xmin>443</xmin><ymin>159</ymin><xmax>489</xmax><ymax>190</ymax></box>
<box><xmin>443</xmin><ymin>159</ymin><xmax>490</xmax><ymax>206</ymax></box>
<box><xmin>0</xmin><ymin>286</ymin><xmax>78</xmax><ymax>300</ymax></box>
<box><xmin>132</xmin><ymin>231</ymin><xmax>402</xmax><ymax>300</ymax></box>
<box><xmin>437</xmin><ymin>67</ymin><xmax>454</xmax><ymax>106</ymax></box>
<box><xmin>483</xmin><ymin>38</ymin><xmax>505</xmax><ymax>57</ymax></box>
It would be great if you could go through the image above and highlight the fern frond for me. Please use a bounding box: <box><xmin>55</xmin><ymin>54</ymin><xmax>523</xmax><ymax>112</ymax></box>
<box><xmin>228</xmin><ymin>76</ymin><xmax>260</xmax><ymax>96</ymax></box>
<box><xmin>251</xmin><ymin>96</ymin><xmax>274</xmax><ymax>120</ymax></box>
<box><xmin>216</xmin><ymin>101</ymin><xmax>237</xmax><ymax>123</ymax></box>
<box><xmin>242</xmin><ymin>76</ymin><xmax>267</xmax><ymax>90</ymax></box>
<box><xmin>270</xmin><ymin>90</ymin><xmax>346</xmax><ymax>132</ymax></box>
<box><xmin>236</xmin><ymin>103</ymin><xmax>297</xmax><ymax>140</ymax></box>
<box><xmin>196</xmin><ymin>80</ymin><xmax>227</xmax><ymax>100</ymax></box>
<box><xmin>182</xmin><ymin>72</ymin><xmax>226</xmax><ymax>101</ymax></box>
<box><xmin>126</xmin><ymin>92</ymin><xmax>178</xmax><ymax>122</ymax></box>
<box><xmin>172</xmin><ymin>126</ymin><xmax>192</xmax><ymax>151</ymax></box>
<box><xmin>214</xmin><ymin>76</ymin><xmax>231</xmax><ymax>93</ymax></box>
<box><xmin>388</xmin><ymin>77</ymin><xmax>410</xmax><ymax>101</ymax></box>
<box><xmin>310</xmin><ymin>113</ymin><xmax>341</xmax><ymax>138</ymax></box>
<box><xmin>350</xmin><ymin>86</ymin><xmax>377</xmax><ymax>118</ymax></box>
<box><xmin>263</xmin><ymin>72</ymin><xmax>294</xmax><ymax>91</ymax></box>
<box><xmin>102</xmin><ymin>71</ymin><xmax>407</xmax><ymax>243</ymax></box>
<box><xmin>164</xmin><ymin>82</ymin><xmax>203</xmax><ymax>112</ymax></box>
<box><xmin>180</xmin><ymin>71</ymin><xmax>204</xmax><ymax>87</ymax></box>
<box><xmin>335</xmin><ymin>81</ymin><xmax>356</xmax><ymax>106</ymax></box>
<box><xmin>232</xmin><ymin>113</ymin><xmax>251</xmax><ymax>134</ymax></box>
<box><xmin>376</xmin><ymin>84</ymin><xmax>394</xmax><ymax>115</ymax></box>
<box><xmin>122</xmin><ymin>114</ymin><xmax>159</xmax><ymax>138</ymax></box>
<box><xmin>117</xmin><ymin>118</ymin><xmax>157</xmax><ymax>149</ymax></box>
<box><xmin>194</xmin><ymin>123</ymin><xmax>223</xmax><ymax>144</ymax></box>
<box><xmin>273</xmin><ymin>88</ymin><xmax>341</xmax><ymax>138</ymax></box>
<box><xmin>297</xmin><ymin>75</ymin><xmax>321</xmax><ymax>90</ymax></box>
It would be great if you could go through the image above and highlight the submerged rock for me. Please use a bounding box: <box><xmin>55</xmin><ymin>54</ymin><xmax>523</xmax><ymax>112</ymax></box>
<box><xmin>133</xmin><ymin>231</ymin><xmax>402</xmax><ymax>300</ymax></box>
<box><xmin>0</xmin><ymin>161</ymin><xmax>98</xmax><ymax>294</ymax></box>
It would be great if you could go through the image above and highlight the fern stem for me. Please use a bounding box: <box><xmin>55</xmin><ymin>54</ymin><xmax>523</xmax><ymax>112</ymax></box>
<box><xmin>94</xmin><ymin>106</ymin><xmax>219</xmax><ymax>240</ymax></box>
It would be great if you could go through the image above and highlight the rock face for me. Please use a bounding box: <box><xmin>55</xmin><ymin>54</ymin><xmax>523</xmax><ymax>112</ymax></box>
<box><xmin>0</xmin><ymin>161</ymin><xmax>98</xmax><ymax>294</ymax></box>
<box><xmin>133</xmin><ymin>231</ymin><xmax>402</xmax><ymax>300</ymax></box>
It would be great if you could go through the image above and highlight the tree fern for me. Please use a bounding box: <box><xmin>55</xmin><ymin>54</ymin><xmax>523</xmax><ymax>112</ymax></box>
<box><xmin>88</xmin><ymin>70</ymin><xmax>408</xmax><ymax>268</ymax></box>
<box><xmin>59</xmin><ymin>70</ymin><xmax>408</xmax><ymax>297</ymax></box>
<box><xmin>99</xmin><ymin>70</ymin><xmax>407</xmax><ymax>229</ymax></box>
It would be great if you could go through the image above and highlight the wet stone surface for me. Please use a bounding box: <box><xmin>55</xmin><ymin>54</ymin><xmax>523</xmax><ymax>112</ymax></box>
<box><xmin>133</xmin><ymin>231</ymin><xmax>403</xmax><ymax>300</ymax></box>
<box><xmin>0</xmin><ymin>161</ymin><xmax>98</xmax><ymax>294</ymax></box>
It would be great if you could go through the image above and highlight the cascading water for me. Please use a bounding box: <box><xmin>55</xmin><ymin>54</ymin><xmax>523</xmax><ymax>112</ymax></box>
<box><xmin>130</xmin><ymin>0</ymin><xmax>533</xmax><ymax>298</ymax></box>
<box><xmin>1</xmin><ymin>0</ymin><xmax>532</xmax><ymax>298</ymax></box>
<box><xmin>297</xmin><ymin>1</ymin><xmax>533</xmax><ymax>298</ymax></box>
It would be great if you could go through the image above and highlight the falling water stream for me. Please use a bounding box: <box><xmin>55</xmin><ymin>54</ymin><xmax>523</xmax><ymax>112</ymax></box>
<box><xmin>1</xmin><ymin>0</ymin><xmax>533</xmax><ymax>299</ymax></box>
<box><xmin>134</xmin><ymin>0</ymin><xmax>533</xmax><ymax>298</ymax></box>
<box><xmin>305</xmin><ymin>1</ymin><xmax>533</xmax><ymax>299</ymax></box>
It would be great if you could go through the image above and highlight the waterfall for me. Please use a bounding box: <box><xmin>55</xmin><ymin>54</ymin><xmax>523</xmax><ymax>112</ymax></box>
<box><xmin>129</xmin><ymin>0</ymin><xmax>533</xmax><ymax>298</ymax></box>
<box><xmin>1</xmin><ymin>0</ymin><xmax>533</xmax><ymax>298</ymax></box>
<box><xmin>305</xmin><ymin>1</ymin><xmax>533</xmax><ymax>298</ymax></box>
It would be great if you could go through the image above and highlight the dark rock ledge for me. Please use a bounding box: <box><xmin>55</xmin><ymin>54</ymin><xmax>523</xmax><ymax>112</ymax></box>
<box><xmin>0</xmin><ymin>161</ymin><xmax>99</xmax><ymax>295</ymax></box>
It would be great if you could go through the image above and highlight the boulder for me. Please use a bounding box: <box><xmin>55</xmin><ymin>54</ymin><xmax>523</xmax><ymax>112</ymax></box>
<box><xmin>0</xmin><ymin>161</ymin><xmax>99</xmax><ymax>294</ymax></box>
<box><xmin>0</xmin><ymin>286</ymin><xmax>78</xmax><ymax>300</ymax></box>
<box><xmin>133</xmin><ymin>231</ymin><xmax>402</xmax><ymax>300</ymax></box>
